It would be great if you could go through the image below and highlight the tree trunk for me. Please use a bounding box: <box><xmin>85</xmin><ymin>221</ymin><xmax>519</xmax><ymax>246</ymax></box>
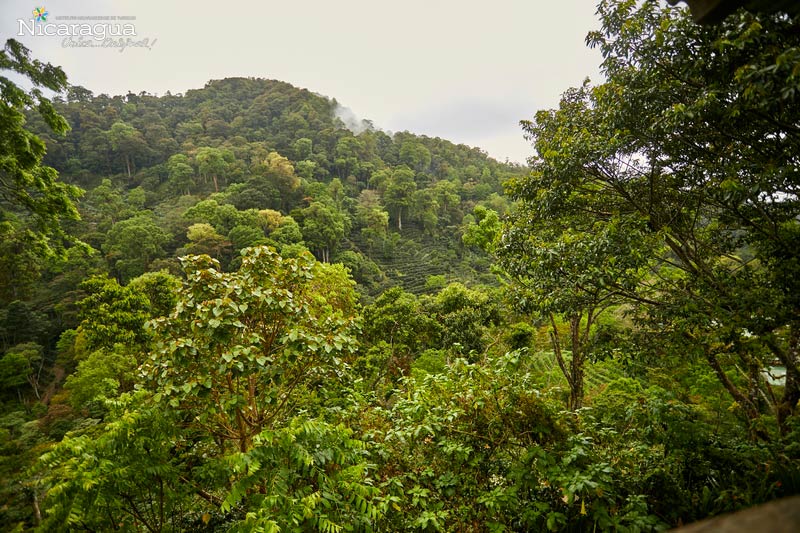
<box><xmin>705</xmin><ymin>349</ymin><xmax>761</xmax><ymax>425</ymax></box>
<box><xmin>771</xmin><ymin>324</ymin><xmax>800</xmax><ymax>432</ymax></box>
<box><xmin>549</xmin><ymin>314</ymin><xmax>580</xmax><ymax>410</ymax></box>
<box><xmin>27</xmin><ymin>375</ymin><xmax>40</xmax><ymax>400</ymax></box>
<box><xmin>569</xmin><ymin>315</ymin><xmax>585</xmax><ymax>410</ymax></box>
<box><xmin>549</xmin><ymin>313</ymin><xmax>588</xmax><ymax>411</ymax></box>
<box><xmin>32</xmin><ymin>488</ymin><xmax>41</xmax><ymax>526</ymax></box>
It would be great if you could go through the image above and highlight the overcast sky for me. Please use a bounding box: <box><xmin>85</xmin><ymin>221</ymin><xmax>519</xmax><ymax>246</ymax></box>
<box><xmin>2</xmin><ymin>0</ymin><xmax>604</xmax><ymax>163</ymax></box>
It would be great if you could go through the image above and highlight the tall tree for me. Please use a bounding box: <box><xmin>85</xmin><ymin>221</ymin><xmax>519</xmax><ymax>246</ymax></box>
<box><xmin>0</xmin><ymin>39</ymin><xmax>81</xmax><ymax>256</ymax></box>
<box><xmin>103</xmin><ymin>213</ymin><xmax>170</xmax><ymax>282</ymax></box>
<box><xmin>166</xmin><ymin>153</ymin><xmax>196</xmax><ymax>195</ymax></box>
<box><xmin>383</xmin><ymin>166</ymin><xmax>416</xmax><ymax>230</ymax></box>
<box><xmin>399</xmin><ymin>140</ymin><xmax>431</xmax><ymax>174</ymax></box>
<box><xmin>181</xmin><ymin>222</ymin><xmax>231</xmax><ymax>259</ymax></box>
<box><xmin>144</xmin><ymin>247</ymin><xmax>359</xmax><ymax>453</ymax></box>
<box><xmin>106</xmin><ymin>122</ymin><xmax>148</xmax><ymax>180</ymax></box>
<box><xmin>498</xmin><ymin>200</ymin><xmax>648</xmax><ymax>409</ymax></box>
<box><xmin>508</xmin><ymin>0</ymin><xmax>800</xmax><ymax>427</ymax></box>
<box><xmin>195</xmin><ymin>146</ymin><xmax>232</xmax><ymax>192</ymax></box>
<box><xmin>299</xmin><ymin>201</ymin><xmax>350</xmax><ymax>263</ymax></box>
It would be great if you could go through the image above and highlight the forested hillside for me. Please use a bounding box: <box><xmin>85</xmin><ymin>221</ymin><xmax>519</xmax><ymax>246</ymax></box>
<box><xmin>21</xmin><ymin>76</ymin><xmax>518</xmax><ymax>293</ymax></box>
<box><xmin>2</xmin><ymin>1</ymin><xmax>800</xmax><ymax>531</ymax></box>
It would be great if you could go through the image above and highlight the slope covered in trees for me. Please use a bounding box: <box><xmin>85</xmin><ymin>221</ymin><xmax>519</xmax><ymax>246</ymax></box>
<box><xmin>23</xmin><ymin>76</ymin><xmax>517</xmax><ymax>292</ymax></box>
<box><xmin>2</xmin><ymin>0</ymin><xmax>800</xmax><ymax>530</ymax></box>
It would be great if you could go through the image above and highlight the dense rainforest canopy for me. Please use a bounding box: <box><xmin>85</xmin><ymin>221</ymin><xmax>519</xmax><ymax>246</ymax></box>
<box><xmin>1</xmin><ymin>0</ymin><xmax>799</xmax><ymax>531</ymax></box>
